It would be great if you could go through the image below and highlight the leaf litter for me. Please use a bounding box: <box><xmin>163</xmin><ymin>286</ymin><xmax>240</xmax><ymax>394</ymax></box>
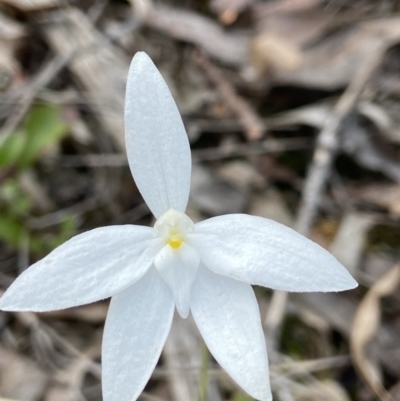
<box><xmin>0</xmin><ymin>0</ymin><xmax>400</xmax><ymax>400</ymax></box>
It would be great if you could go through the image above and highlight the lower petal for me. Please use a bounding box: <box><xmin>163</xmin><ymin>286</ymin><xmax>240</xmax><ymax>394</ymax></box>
<box><xmin>191</xmin><ymin>266</ymin><xmax>272</xmax><ymax>401</ymax></box>
<box><xmin>154</xmin><ymin>242</ymin><xmax>200</xmax><ymax>318</ymax></box>
<box><xmin>102</xmin><ymin>267</ymin><xmax>174</xmax><ymax>401</ymax></box>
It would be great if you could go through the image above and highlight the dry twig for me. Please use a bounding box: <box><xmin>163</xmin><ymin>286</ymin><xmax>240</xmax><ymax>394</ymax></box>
<box><xmin>265</xmin><ymin>49</ymin><xmax>385</xmax><ymax>352</ymax></box>
<box><xmin>296</xmin><ymin>50</ymin><xmax>384</xmax><ymax>234</ymax></box>
<box><xmin>58</xmin><ymin>137</ymin><xmax>311</xmax><ymax>167</ymax></box>
<box><xmin>0</xmin><ymin>55</ymin><xmax>70</xmax><ymax>145</ymax></box>
<box><xmin>351</xmin><ymin>263</ymin><xmax>400</xmax><ymax>401</ymax></box>
<box><xmin>129</xmin><ymin>0</ymin><xmax>249</xmax><ymax>66</ymax></box>
<box><xmin>194</xmin><ymin>52</ymin><xmax>265</xmax><ymax>141</ymax></box>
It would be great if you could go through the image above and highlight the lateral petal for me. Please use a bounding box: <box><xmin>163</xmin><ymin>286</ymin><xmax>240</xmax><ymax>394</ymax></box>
<box><xmin>0</xmin><ymin>225</ymin><xmax>159</xmax><ymax>311</ymax></box>
<box><xmin>102</xmin><ymin>267</ymin><xmax>174</xmax><ymax>401</ymax></box>
<box><xmin>192</xmin><ymin>214</ymin><xmax>357</xmax><ymax>292</ymax></box>
<box><xmin>191</xmin><ymin>266</ymin><xmax>272</xmax><ymax>401</ymax></box>
<box><xmin>154</xmin><ymin>242</ymin><xmax>200</xmax><ymax>318</ymax></box>
<box><xmin>125</xmin><ymin>52</ymin><xmax>191</xmax><ymax>218</ymax></box>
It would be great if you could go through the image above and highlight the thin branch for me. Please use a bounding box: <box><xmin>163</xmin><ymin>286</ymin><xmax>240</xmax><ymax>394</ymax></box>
<box><xmin>0</xmin><ymin>54</ymin><xmax>71</xmax><ymax>145</ymax></box>
<box><xmin>58</xmin><ymin>138</ymin><xmax>311</xmax><ymax>168</ymax></box>
<box><xmin>296</xmin><ymin>50</ymin><xmax>385</xmax><ymax>235</ymax></box>
<box><xmin>265</xmin><ymin>48</ymin><xmax>385</xmax><ymax>353</ymax></box>
<box><xmin>194</xmin><ymin>52</ymin><xmax>265</xmax><ymax>141</ymax></box>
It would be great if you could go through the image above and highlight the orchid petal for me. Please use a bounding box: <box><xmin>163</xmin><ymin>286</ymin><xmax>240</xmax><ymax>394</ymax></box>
<box><xmin>103</xmin><ymin>267</ymin><xmax>174</xmax><ymax>401</ymax></box>
<box><xmin>191</xmin><ymin>266</ymin><xmax>271</xmax><ymax>401</ymax></box>
<box><xmin>192</xmin><ymin>214</ymin><xmax>357</xmax><ymax>292</ymax></box>
<box><xmin>125</xmin><ymin>52</ymin><xmax>191</xmax><ymax>218</ymax></box>
<box><xmin>154</xmin><ymin>243</ymin><xmax>200</xmax><ymax>318</ymax></box>
<box><xmin>0</xmin><ymin>225</ymin><xmax>159</xmax><ymax>311</ymax></box>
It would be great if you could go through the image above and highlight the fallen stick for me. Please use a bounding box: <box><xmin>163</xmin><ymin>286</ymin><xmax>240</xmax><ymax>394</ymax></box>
<box><xmin>265</xmin><ymin>48</ymin><xmax>385</xmax><ymax>352</ymax></box>
<box><xmin>194</xmin><ymin>52</ymin><xmax>265</xmax><ymax>141</ymax></box>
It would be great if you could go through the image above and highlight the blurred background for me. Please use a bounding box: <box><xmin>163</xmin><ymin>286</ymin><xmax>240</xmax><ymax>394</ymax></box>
<box><xmin>0</xmin><ymin>0</ymin><xmax>400</xmax><ymax>400</ymax></box>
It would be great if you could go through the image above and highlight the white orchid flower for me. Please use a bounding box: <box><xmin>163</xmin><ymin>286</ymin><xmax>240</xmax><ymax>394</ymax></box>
<box><xmin>0</xmin><ymin>52</ymin><xmax>357</xmax><ymax>401</ymax></box>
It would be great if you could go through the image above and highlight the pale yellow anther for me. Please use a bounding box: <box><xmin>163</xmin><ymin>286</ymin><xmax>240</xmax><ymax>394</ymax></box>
<box><xmin>167</xmin><ymin>238</ymin><xmax>184</xmax><ymax>249</ymax></box>
<box><xmin>154</xmin><ymin>209</ymin><xmax>194</xmax><ymax>250</ymax></box>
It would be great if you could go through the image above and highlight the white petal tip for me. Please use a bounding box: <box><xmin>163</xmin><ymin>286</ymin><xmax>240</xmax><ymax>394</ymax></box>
<box><xmin>130</xmin><ymin>52</ymin><xmax>156</xmax><ymax>76</ymax></box>
<box><xmin>176</xmin><ymin>305</ymin><xmax>190</xmax><ymax>319</ymax></box>
<box><xmin>244</xmin><ymin>384</ymin><xmax>272</xmax><ymax>401</ymax></box>
<box><xmin>328</xmin><ymin>271</ymin><xmax>358</xmax><ymax>292</ymax></box>
<box><xmin>238</xmin><ymin>379</ymin><xmax>272</xmax><ymax>401</ymax></box>
<box><xmin>132</xmin><ymin>51</ymin><xmax>150</xmax><ymax>62</ymax></box>
<box><xmin>337</xmin><ymin>277</ymin><xmax>358</xmax><ymax>291</ymax></box>
<box><xmin>349</xmin><ymin>279</ymin><xmax>359</xmax><ymax>289</ymax></box>
<box><xmin>292</xmin><ymin>277</ymin><xmax>358</xmax><ymax>293</ymax></box>
<box><xmin>260</xmin><ymin>394</ymin><xmax>273</xmax><ymax>401</ymax></box>
<box><xmin>257</xmin><ymin>392</ymin><xmax>273</xmax><ymax>401</ymax></box>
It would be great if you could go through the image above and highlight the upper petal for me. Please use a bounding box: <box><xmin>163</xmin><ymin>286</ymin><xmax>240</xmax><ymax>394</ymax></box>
<box><xmin>191</xmin><ymin>266</ymin><xmax>272</xmax><ymax>401</ymax></box>
<box><xmin>192</xmin><ymin>214</ymin><xmax>358</xmax><ymax>292</ymax></box>
<box><xmin>102</xmin><ymin>267</ymin><xmax>174</xmax><ymax>401</ymax></box>
<box><xmin>154</xmin><ymin>242</ymin><xmax>200</xmax><ymax>318</ymax></box>
<box><xmin>0</xmin><ymin>225</ymin><xmax>159</xmax><ymax>311</ymax></box>
<box><xmin>125</xmin><ymin>52</ymin><xmax>191</xmax><ymax>218</ymax></box>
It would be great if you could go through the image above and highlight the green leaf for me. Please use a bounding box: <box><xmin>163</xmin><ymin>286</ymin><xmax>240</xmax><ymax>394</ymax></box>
<box><xmin>0</xmin><ymin>214</ymin><xmax>25</xmax><ymax>246</ymax></box>
<box><xmin>231</xmin><ymin>395</ymin><xmax>255</xmax><ymax>401</ymax></box>
<box><xmin>50</xmin><ymin>216</ymin><xmax>76</xmax><ymax>249</ymax></box>
<box><xmin>0</xmin><ymin>130</ymin><xmax>26</xmax><ymax>167</ymax></box>
<box><xmin>0</xmin><ymin>178</ymin><xmax>32</xmax><ymax>216</ymax></box>
<box><xmin>19</xmin><ymin>104</ymin><xmax>69</xmax><ymax>167</ymax></box>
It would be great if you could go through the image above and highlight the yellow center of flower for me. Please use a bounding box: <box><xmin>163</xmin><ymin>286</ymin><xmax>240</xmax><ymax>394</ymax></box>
<box><xmin>166</xmin><ymin>226</ymin><xmax>184</xmax><ymax>249</ymax></box>
<box><xmin>167</xmin><ymin>238</ymin><xmax>184</xmax><ymax>249</ymax></box>
<box><xmin>154</xmin><ymin>209</ymin><xmax>194</xmax><ymax>250</ymax></box>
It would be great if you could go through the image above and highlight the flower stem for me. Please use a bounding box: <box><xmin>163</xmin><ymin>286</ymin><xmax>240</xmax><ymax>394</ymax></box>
<box><xmin>198</xmin><ymin>341</ymin><xmax>209</xmax><ymax>401</ymax></box>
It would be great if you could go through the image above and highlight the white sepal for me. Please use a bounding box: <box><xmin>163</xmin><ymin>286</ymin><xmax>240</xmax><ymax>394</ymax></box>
<box><xmin>193</xmin><ymin>214</ymin><xmax>358</xmax><ymax>292</ymax></box>
<box><xmin>125</xmin><ymin>52</ymin><xmax>191</xmax><ymax>218</ymax></box>
<box><xmin>0</xmin><ymin>225</ymin><xmax>159</xmax><ymax>311</ymax></box>
<box><xmin>102</xmin><ymin>268</ymin><xmax>174</xmax><ymax>401</ymax></box>
<box><xmin>191</xmin><ymin>266</ymin><xmax>272</xmax><ymax>401</ymax></box>
<box><xmin>154</xmin><ymin>242</ymin><xmax>200</xmax><ymax>318</ymax></box>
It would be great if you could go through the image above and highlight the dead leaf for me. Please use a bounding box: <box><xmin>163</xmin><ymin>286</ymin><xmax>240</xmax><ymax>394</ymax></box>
<box><xmin>40</xmin><ymin>8</ymin><xmax>128</xmax><ymax>150</ymax></box>
<box><xmin>250</xmin><ymin>32</ymin><xmax>303</xmax><ymax>73</ymax></box>
<box><xmin>44</xmin><ymin>359</ymin><xmax>88</xmax><ymax>401</ymax></box>
<box><xmin>0</xmin><ymin>0</ymin><xmax>60</xmax><ymax>11</ymax></box>
<box><xmin>358</xmin><ymin>101</ymin><xmax>400</xmax><ymax>145</ymax></box>
<box><xmin>0</xmin><ymin>399</ymin><xmax>28</xmax><ymax>401</ymax></box>
<box><xmin>0</xmin><ymin>12</ymin><xmax>25</xmax><ymax>90</ymax></box>
<box><xmin>0</xmin><ymin>398</ymin><xmax>26</xmax><ymax>401</ymax></box>
<box><xmin>190</xmin><ymin>163</ymin><xmax>248</xmax><ymax>215</ymax></box>
<box><xmin>294</xmin><ymin>292</ymin><xmax>400</xmax><ymax>375</ymax></box>
<box><xmin>254</xmin><ymin>0</ymin><xmax>322</xmax><ymax>15</ymax></box>
<box><xmin>257</xmin><ymin>16</ymin><xmax>400</xmax><ymax>89</ymax></box>
<box><xmin>0</xmin><ymin>12</ymin><xmax>25</xmax><ymax>41</ymax></box>
<box><xmin>210</xmin><ymin>0</ymin><xmax>254</xmax><ymax>24</ymax></box>
<box><xmin>131</xmin><ymin>1</ymin><xmax>250</xmax><ymax>67</ymax></box>
<box><xmin>217</xmin><ymin>160</ymin><xmax>264</xmax><ymax>189</ymax></box>
<box><xmin>351</xmin><ymin>263</ymin><xmax>400</xmax><ymax>401</ymax></box>
<box><xmin>340</xmin><ymin>114</ymin><xmax>400</xmax><ymax>184</ymax></box>
<box><xmin>249</xmin><ymin>190</ymin><xmax>294</xmax><ymax>228</ymax></box>
<box><xmin>330</xmin><ymin>212</ymin><xmax>375</xmax><ymax>277</ymax></box>
<box><xmin>355</xmin><ymin>184</ymin><xmax>400</xmax><ymax>218</ymax></box>
<box><xmin>294</xmin><ymin>379</ymin><xmax>352</xmax><ymax>401</ymax></box>
<box><xmin>0</xmin><ymin>347</ymin><xmax>48</xmax><ymax>400</ymax></box>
